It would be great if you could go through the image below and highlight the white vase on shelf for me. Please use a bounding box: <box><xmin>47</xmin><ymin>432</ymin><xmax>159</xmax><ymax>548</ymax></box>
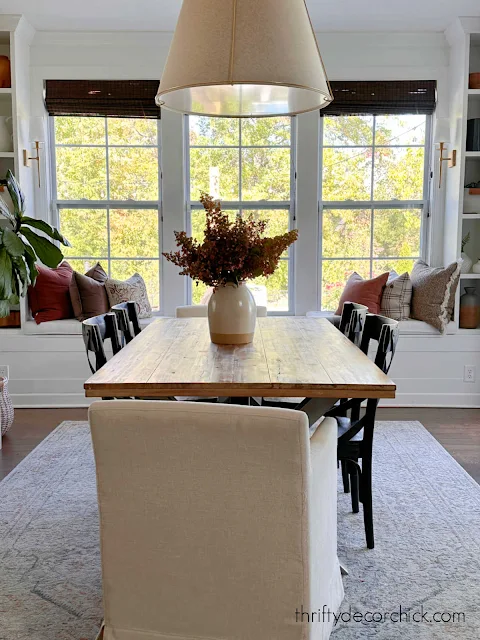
<box><xmin>460</xmin><ymin>252</ymin><xmax>473</xmax><ymax>274</ymax></box>
<box><xmin>472</xmin><ymin>259</ymin><xmax>480</xmax><ymax>274</ymax></box>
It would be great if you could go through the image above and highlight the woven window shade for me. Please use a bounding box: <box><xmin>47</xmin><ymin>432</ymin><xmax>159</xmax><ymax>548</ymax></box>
<box><xmin>45</xmin><ymin>80</ymin><xmax>161</xmax><ymax>118</ymax></box>
<box><xmin>321</xmin><ymin>80</ymin><xmax>436</xmax><ymax>116</ymax></box>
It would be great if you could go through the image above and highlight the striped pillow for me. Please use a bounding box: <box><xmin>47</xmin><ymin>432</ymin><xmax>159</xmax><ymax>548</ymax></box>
<box><xmin>381</xmin><ymin>271</ymin><xmax>412</xmax><ymax>321</ymax></box>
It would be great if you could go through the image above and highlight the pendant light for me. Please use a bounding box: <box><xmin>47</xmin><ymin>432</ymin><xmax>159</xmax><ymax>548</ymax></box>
<box><xmin>156</xmin><ymin>0</ymin><xmax>333</xmax><ymax>117</ymax></box>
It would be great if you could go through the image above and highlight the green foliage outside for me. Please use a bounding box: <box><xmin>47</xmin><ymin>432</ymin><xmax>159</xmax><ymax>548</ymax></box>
<box><xmin>54</xmin><ymin>113</ymin><xmax>426</xmax><ymax>313</ymax></box>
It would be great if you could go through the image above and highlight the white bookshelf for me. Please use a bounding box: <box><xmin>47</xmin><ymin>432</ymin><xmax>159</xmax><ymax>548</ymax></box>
<box><xmin>445</xmin><ymin>20</ymin><xmax>480</xmax><ymax>332</ymax></box>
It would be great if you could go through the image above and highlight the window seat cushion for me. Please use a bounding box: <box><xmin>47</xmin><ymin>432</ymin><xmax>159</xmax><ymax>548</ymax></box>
<box><xmin>23</xmin><ymin>316</ymin><xmax>158</xmax><ymax>336</ymax></box>
<box><xmin>305</xmin><ymin>312</ymin><xmax>456</xmax><ymax>336</ymax></box>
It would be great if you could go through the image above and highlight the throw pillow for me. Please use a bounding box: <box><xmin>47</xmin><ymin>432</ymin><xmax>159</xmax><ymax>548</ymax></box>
<box><xmin>335</xmin><ymin>271</ymin><xmax>389</xmax><ymax>315</ymax></box>
<box><xmin>85</xmin><ymin>262</ymin><xmax>108</xmax><ymax>283</ymax></box>
<box><xmin>105</xmin><ymin>273</ymin><xmax>152</xmax><ymax>319</ymax></box>
<box><xmin>28</xmin><ymin>261</ymin><xmax>74</xmax><ymax>324</ymax></box>
<box><xmin>69</xmin><ymin>271</ymin><xmax>110</xmax><ymax>321</ymax></box>
<box><xmin>410</xmin><ymin>259</ymin><xmax>461</xmax><ymax>333</ymax></box>
<box><xmin>381</xmin><ymin>271</ymin><xmax>413</xmax><ymax>321</ymax></box>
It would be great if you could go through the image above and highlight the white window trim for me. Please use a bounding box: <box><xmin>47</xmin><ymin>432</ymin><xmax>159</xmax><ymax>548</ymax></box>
<box><xmin>184</xmin><ymin>115</ymin><xmax>297</xmax><ymax>315</ymax></box>
<box><xmin>48</xmin><ymin>116</ymin><xmax>164</xmax><ymax>313</ymax></box>
<box><xmin>317</xmin><ymin>114</ymin><xmax>433</xmax><ymax>311</ymax></box>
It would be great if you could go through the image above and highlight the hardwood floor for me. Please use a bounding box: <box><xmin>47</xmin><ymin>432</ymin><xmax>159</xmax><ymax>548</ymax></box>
<box><xmin>1</xmin><ymin>407</ymin><xmax>479</xmax><ymax>483</ymax></box>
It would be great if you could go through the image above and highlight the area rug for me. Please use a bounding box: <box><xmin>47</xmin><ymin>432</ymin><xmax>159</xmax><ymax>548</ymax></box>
<box><xmin>0</xmin><ymin>421</ymin><xmax>479</xmax><ymax>639</ymax></box>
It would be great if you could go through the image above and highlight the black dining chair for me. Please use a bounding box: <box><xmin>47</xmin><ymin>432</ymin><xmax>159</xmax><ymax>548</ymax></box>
<box><xmin>327</xmin><ymin>314</ymin><xmax>399</xmax><ymax>549</ymax></box>
<box><xmin>82</xmin><ymin>312</ymin><xmax>122</xmax><ymax>374</ymax></box>
<box><xmin>111</xmin><ymin>301</ymin><xmax>142</xmax><ymax>345</ymax></box>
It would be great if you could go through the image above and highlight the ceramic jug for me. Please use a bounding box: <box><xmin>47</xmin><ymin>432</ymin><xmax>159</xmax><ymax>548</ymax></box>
<box><xmin>0</xmin><ymin>116</ymin><xmax>13</xmax><ymax>152</ymax></box>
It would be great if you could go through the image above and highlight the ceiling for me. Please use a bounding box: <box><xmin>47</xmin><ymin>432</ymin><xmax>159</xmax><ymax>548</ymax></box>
<box><xmin>0</xmin><ymin>0</ymin><xmax>479</xmax><ymax>33</ymax></box>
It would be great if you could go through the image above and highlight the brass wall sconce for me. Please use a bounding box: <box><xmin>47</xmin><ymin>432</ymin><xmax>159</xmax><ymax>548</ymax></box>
<box><xmin>23</xmin><ymin>142</ymin><xmax>41</xmax><ymax>188</ymax></box>
<box><xmin>434</xmin><ymin>118</ymin><xmax>456</xmax><ymax>188</ymax></box>
<box><xmin>23</xmin><ymin>118</ymin><xmax>46</xmax><ymax>188</ymax></box>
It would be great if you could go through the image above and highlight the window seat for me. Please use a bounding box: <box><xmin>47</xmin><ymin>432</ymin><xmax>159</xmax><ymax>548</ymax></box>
<box><xmin>23</xmin><ymin>316</ymin><xmax>159</xmax><ymax>336</ymax></box>
<box><xmin>305</xmin><ymin>311</ymin><xmax>457</xmax><ymax>336</ymax></box>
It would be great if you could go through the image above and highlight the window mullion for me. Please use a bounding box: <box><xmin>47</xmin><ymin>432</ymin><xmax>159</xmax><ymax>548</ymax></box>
<box><xmin>239</xmin><ymin>119</ymin><xmax>243</xmax><ymax>206</ymax></box>
<box><xmin>105</xmin><ymin>117</ymin><xmax>112</xmax><ymax>276</ymax></box>
<box><xmin>369</xmin><ymin>116</ymin><xmax>376</xmax><ymax>278</ymax></box>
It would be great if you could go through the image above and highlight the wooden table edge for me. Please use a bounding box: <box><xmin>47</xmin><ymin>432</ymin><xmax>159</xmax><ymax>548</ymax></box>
<box><xmin>84</xmin><ymin>383</ymin><xmax>396</xmax><ymax>399</ymax></box>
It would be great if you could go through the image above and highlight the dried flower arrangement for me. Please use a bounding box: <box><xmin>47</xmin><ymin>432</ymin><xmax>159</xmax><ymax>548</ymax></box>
<box><xmin>163</xmin><ymin>193</ymin><xmax>298</xmax><ymax>288</ymax></box>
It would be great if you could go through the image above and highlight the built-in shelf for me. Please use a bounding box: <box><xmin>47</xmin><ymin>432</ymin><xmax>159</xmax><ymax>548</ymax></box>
<box><xmin>0</xmin><ymin>88</ymin><xmax>12</xmax><ymax>95</ymax></box>
<box><xmin>462</xmin><ymin>213</ymin><xmax>480</xmax><ymax>219</ymax></box>
<box><xmin>458</xmin><ymin>328</ymin><xmax>480</xmax><ymax>334</ymax></box>
<box><xmin>460</xmin><ymin>273</ymin><xmax>480</xmax><ymax>279</ymax></box>
<box><xmin>0</xmin><ymin>151</ymin><xmax>14</xmax><ymax>158</ymax></box>
<box><xmin>465</xmin><ymin>151</ymin><xmax>480</xmax><ymax>158</ymax></box>
<box><xmin>468</xmin><ymin>89</ymin><xmax>480</xmax><ymax>97</ymax></box>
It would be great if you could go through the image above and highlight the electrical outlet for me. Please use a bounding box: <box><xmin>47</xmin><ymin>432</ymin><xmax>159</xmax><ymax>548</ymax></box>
<box><xmin>464</xmin><ymin>365</ymin><xmax>476</xmax><ymax>383</ymax></box>
<box><xmin>0</xmin><ymin>365</ymin><xmax>9</xmax><ymax>380</ymax></box>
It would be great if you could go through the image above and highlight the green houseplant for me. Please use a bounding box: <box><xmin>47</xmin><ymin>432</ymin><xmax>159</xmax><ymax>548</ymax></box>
<box><xmin>0</xmin><ymin>169</ymin><xmax>70</xmax><ymax>317</ymax></box>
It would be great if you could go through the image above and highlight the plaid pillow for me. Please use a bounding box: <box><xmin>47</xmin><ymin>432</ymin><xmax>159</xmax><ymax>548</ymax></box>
<box><xmin>381</xmin><ymin>271</ymin><xmax>412</xmax><ymax>321</ymax></box>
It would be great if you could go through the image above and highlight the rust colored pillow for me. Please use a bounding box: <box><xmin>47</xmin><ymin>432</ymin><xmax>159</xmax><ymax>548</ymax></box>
<box><xmin>335</xmin><ymin>271</ymin><xmax>389</xmax><ymax>315</ymax></box>
<box><xmin>85</xmin><ymin>262</ymin><xmax>108</xmax><ymax>283</ymax></box>
<box><xmin>69</xmin><ymin>271</ymin><xmax>110</xmax><ymax>321</ymax></box>
<box><xmin>28</xmin><ymin>262</ymin><xmax>74</xmax><ymax>324</ymax></box>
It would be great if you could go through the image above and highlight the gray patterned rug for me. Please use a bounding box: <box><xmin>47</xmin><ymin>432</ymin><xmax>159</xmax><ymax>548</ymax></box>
<box><xmin>0</xmin><ymin>421</ymin><xmax>479</xmax><ymax>639</ymax></box>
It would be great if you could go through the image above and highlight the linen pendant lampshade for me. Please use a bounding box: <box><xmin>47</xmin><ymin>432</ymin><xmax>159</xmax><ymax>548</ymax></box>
<box><xmin>156</xmin><ymin>0</ymin><xmax>333</xmax><ymax>117</ymax></box>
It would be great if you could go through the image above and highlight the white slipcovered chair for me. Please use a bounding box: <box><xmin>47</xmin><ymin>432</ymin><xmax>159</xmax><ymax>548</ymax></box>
<box><xmin>176</xmin><ymin>303</ymin><xmax>268</xmax><ymax>317</ymax></box>
<box><xmin>89</xmin><ymin>400</ymin><xmax>343</xmax><ymax>640</ymax></box>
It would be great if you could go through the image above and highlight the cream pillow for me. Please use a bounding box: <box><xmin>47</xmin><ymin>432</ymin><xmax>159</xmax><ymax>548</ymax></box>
<box><xmin>105</xmin><ymin>273</ymin><xmax>152</xmax><ymax>319</ymax></box>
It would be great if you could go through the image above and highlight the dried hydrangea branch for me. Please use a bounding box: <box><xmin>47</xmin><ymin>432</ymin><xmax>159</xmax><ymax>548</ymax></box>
<box><xmin>163</xmin><ymin>192</ymin><xmax>298</xmax><ymax>288</ymax></box>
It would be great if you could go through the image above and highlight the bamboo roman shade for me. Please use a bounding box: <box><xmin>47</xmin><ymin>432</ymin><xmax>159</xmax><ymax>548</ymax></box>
<box><xmin>45</xmin><ymin>80</ymin><xmax>161</xmax><ymax>118</ymax></box>
<box><xmin>321</xmin><ymin>80</ymin><xmax>437</xmax><ymax>116</ymax></box>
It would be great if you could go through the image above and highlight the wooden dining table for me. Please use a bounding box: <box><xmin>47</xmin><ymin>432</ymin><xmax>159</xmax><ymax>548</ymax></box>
<box><xmin>84</xmin><ymin>317</ymin><xmax>395</xmax><ymax>421</ymax></box>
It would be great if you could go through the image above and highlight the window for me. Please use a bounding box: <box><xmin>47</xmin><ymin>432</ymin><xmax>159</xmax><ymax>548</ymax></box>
<box><xmin>186</xmin><ymin>116</ymin><xmax>295</xmax><ymax>312</ymax></box>
<box><xmin>51</xmin><ymin>116</ymin><xmax>161</xmax><ymax>309</ymax></box>
<box><xmin>320</xmin><ymin>114</ymin><xmax>431</xmax><ymax>311</ymax></box>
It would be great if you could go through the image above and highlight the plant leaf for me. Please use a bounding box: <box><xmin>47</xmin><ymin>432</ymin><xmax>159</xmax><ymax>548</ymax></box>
<box><xmin>0</xmin><ymin>299</ymin><xmax>11</xmax><ymax>318</ymax></box>
<box><xmin>12</xmin><ymin>256</ymin><xmax>29</xmax><ymax>295</ymax></box>
<box><xmin>20</xmin><ymin>228</ymin><xmax>64</xmax><ymax>269</ymax></box>
<box><xmin>0</xmin><ymin>247</ymin><xmax>13</xmax><ymax>300</ymax></box>
<box><xmin>21</xmin><ymin>217</ymin><xmax>71</xmax><ymax>247</ymax></box>
<box><xmin>3</xmin><ymin>228</ymin><xmax>25</xmax><ymax>257</ymax></box>
<box><xmin>23</xmin><ymin>243</ymin><xmax>39</xmax><ymax>286</ymax></box>
<box><xmin>6</xmin><ymin>169</ymin><xmax>25</xmax><ymax>216</ymax></box>
<box><xmin>0</xmin><ymin>194</ymin><xmax>16</xmax><ymax>227</ymax></box>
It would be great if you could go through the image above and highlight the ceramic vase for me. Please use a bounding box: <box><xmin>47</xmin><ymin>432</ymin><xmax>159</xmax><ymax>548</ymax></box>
<box><xmin>208</xmin><ymin>282</ymin><xmax>256</xmax><ymax>345</ymax></box>
<box><xmin>0</xmin><ymin>377</ymin><xmax>14</xmax><ymax>437</ymax></box>
<box><xmin>459</xmin><ymin>287</ymin><xmax>480</xmax><ymax>329</ymax></box>
<box><xmin>460</xmin><ymin>252</ymin><xmax>473</xmax><ymax>274</ymax></box>
<box><xmin>0</xmin><ymin>116</ymin><xmax>13</xmax><ymax>152</ymax></box>
<box><xmin>0</xmin><ymin>55</ymin><xmax>11</xmax><ymax>88</ymax></box>
<box><xmin>472</xmin><ymin>260</ymin><xmax>480</xmax><ymax>274</ymax></box>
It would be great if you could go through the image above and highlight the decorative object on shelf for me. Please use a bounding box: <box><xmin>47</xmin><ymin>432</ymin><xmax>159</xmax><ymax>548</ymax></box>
<box><xmin>23</xmin><ymin>118</ymin><xmax>46</xmax><ymax>188</ymax></box>
<box><xmin>466</xmin><ymin>118</ymin><xmax>480</xmax><ymax>151</ymax></box>
<box><xmin>434</xmin><ymin>118</ymin><xmax>456</xmax><ymax>188</ymax></box>
<box><xmin>156</xmin><ymin>0</ymin><xmax>333</xmax><ymax>117</ymax></box>
<box><xmin>461</xmin><ymin>232</ymin><xmax>473</xmax><ymax>274</ymax></box>
<box><xmin>0</xmin><ymin>376</ymin><xmax>14</xmax><ymax>437</ymax></box>
<box><xmin>459</xmin><ymin>287</ymin><xmax>480</xmax><ymax>329</ymax></box>
<box><xmin>0</xmin><ymin>116</ymin><xmax>12</xmax><ymax>152</ymax></box>
<box><xmin>164</xmin><ymin>192</ymin><xmax>298</xmax><ymax>344</ymax></box>
<box><xmin>0</xmin><ymin>55</ymin><xmax>11</xmax><ymax>88</ymax></box>
<box><xmin>469</xmin><ymin>73</ymin><xmax>480</xmax><ymax>89</ymax></box>
<box><xmin>0</xmin><ymin>170</ymin><xmax>70</xmax><ymax>318</ymax></box>
<box><xmin>466</xmin><ymin>181</ymin><xmax>480</xmax><ymax>195</ymax></box>
<box><xmin>472</xmin><ymin>259</ymin><xmax>480</xmax><ymax>275</ymax></box>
